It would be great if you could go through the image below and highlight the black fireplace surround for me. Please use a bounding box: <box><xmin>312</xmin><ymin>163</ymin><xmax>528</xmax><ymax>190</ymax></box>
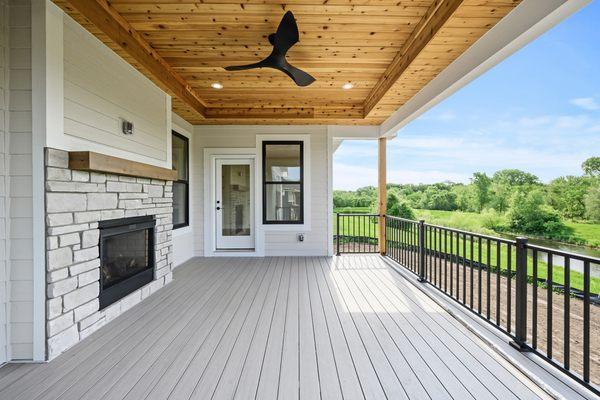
<box><xmin>98</xmin><ymin>216</ymin><xmax>155</xmax><ymax>309</ymax></box>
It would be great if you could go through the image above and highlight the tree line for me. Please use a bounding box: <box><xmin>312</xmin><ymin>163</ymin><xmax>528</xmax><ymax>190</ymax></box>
<box><xmin>334</xmin><ymin>157</ymin><xmax>600</xmax><ymax>239</ymax></box>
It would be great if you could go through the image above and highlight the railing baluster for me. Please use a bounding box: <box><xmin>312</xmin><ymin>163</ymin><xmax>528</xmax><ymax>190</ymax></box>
<box><xmin>433</xmin><ymin>227</ymin><xmax>437</xmax><ymax>286</ymax></box>
<box><xmin>486</xmin><ymin>238</ymin><xmax>491</xmax><ymax>320</ymax></box>
<box><xmin>583</xmin><ymin>260</ymin><xmax>590</xmax><ymax>383</ymax></box>
<box><xmin>478</xmin><ymin>236</ymin><xmax>482</xmax><ymax>313</ymax></box>
<box><xmin>507</xmin><ymin>243</ymin><xmax>512</xmax><ymax>333</ymax></box>
<box><xmin>496</xmin><ymin>241</ymin><xmax>501</xmax><ymax>326</ymax></box>
<box><xmin>564</xmin><ymin>257</ymin><xmax>570</xmax><ymax>370</ymax></box>
<box><xmin>511</xmin><ymin>237</ymin><xmax>528</xmax><ymax>351</ymax></box>
<box><xmin>463</xmin><ymin>233</ymin><xmax>467</xmax><ymax>305</ymax></box>
<box><xmin>444</xmin><ymin>229</ymin><xmax>448</xmax><ymax>293</ymax></box>
<box><xmin>418</xmin><ymin>220</ymin><xmax>425</xmax><ymax>281</ymax></box>
<box><xmin>532</xmin><ymin>249</ymin><xmax>538</xmax><ymax>349</ymax></box>
<box><xmin>547</xmin><ymin>253</ymin><xmax>553</xmax><ymax>359</ymax></box>
<box><xmin>470</xmin><ymin>234</ymin><xmax>474</xmax><ymax>309</ymax></box>
<box><xmin>450</xmin><ymin>231</ymin><xmax>454</xmax><ymax>297</ymax></box>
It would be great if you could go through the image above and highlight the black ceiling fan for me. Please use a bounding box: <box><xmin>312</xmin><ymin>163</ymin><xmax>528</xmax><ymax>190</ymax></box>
<box><xmin>224</xmin><ymin>11</ymin><xmax>316</xmax><ymax>87</ymax></box>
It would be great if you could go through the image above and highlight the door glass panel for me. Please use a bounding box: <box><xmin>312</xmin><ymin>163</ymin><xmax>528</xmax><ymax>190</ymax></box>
<box><xmin>221</xmin><ymin>164</ymin><xmax>251</xmax><ymax>236</ymax></box>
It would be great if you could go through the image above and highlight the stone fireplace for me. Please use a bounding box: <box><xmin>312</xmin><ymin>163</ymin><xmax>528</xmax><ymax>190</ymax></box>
<box><xmin>44</xmin><ymin>148</ymin><xmax>174</xmax><ymax>359</ymax></box>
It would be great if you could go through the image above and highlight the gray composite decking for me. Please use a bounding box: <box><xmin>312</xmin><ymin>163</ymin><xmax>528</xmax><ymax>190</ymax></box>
<box><xmin>0</xmin><ymin>255</ymin><xmax>550</xmax><ymax>400</ymax></box>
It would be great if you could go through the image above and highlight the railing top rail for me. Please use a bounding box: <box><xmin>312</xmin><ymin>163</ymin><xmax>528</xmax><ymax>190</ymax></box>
<box><xmin>336</xmin><ymin>213</ymin><xmax>380</xmax><ymax>217</ymax></box>
<box><xmin>526</xmin><ymin>243</ymin><xmax>600</xmax><ymax>263</ymax></box>
<box><xmin>385</xmin><ymin>215</ymin><xmax>418</xmax><ymax>223</ymax></box>
<box><xmin>423</xmin><ymin>222</ymin><xmax>515</xmax><ymax>244</ymax></box>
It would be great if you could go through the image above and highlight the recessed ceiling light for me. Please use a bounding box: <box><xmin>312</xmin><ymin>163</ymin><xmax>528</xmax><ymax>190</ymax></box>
<box><xmin>342</xmin><ymin>83</ymin><xmax>354</xmax><ymax>90</ymax></box>
<box><xmin>211</xmin><ymin>82</ymin><xmax>223</xmax><ymax>89</ymax></box>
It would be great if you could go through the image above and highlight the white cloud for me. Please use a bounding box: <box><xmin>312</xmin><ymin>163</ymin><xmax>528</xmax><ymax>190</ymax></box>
<box><xmin>570</xmin><ymin>97</ymin><xmax>600</xmax><ymax>111</ymax></box>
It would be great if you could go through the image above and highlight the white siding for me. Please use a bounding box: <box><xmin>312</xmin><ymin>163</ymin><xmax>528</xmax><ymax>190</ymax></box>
<box><xmin>60</xmin><ymin>16</ymin><xmax>170</xmax><ymax>168</ymax></box>
<box><xmin>8</xmin><ymin>0</ymin><xmax>32</xmax><ymax>360</ymax></box>
<box><xmin>193</xmin><ymin>125</ymin><xmax>330</xmax><ymax>257</ymax></box>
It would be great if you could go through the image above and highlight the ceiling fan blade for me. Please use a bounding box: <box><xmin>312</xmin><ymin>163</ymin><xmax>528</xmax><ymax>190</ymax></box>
<box><xmin>273</xmin><ymin>11</ymin><xmax>299</xmax><ymax>54</ymax></box>
<box><xmin>224</xmin><ymin>60</ymin><xmax>268</xmax><ymax>71</ymax></box>
<box><xmin>278</xmin><ymin>62</ymin><xmax>315</xmax><ymax>87</ymax></box>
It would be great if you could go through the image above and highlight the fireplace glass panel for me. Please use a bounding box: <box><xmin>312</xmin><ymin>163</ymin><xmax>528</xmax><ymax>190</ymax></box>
<box><xmin>101</xmin><ymin>229</ymin><xmax>151</xmax><ymax>289</ymax></box>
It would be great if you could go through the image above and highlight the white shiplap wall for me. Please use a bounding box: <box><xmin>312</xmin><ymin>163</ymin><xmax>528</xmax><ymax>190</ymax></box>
<box><xmin>8</xmin><ymin>0</ymin><xmax>33</xmax><ymax>360</ymax></box>
<box><xmin>193</xmin><ymin>125</ymin><xmax>330</xmax><ymax>257</ymax></box>
<box><xmin>61</xmin><ymin>16</ymin><xmax>170</xmax><ymax>168</ymax></box>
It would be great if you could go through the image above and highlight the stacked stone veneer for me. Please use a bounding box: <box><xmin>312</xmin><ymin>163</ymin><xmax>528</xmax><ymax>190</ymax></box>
<box><xmin>44</xmin><ymin>148</ymin><xmax>174</xmax><ymax>359</ymax></box>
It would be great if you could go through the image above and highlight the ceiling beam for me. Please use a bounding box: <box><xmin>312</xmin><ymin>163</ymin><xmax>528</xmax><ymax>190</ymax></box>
<box><xmin>54</xmin><ymin>0</ymin><xmax>207</xmax><ymax>118</ymax></box>
<box><xmin>363</xmin><ymin>0</ymin><xmax>463</xmax><ymax>117</ymax></box>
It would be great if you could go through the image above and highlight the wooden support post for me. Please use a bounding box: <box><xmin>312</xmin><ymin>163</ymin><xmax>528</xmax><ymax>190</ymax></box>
<box><xmin>378</xmin><ymin>137</ymin><xmax>387</xmax><ymax>255</ymax></box>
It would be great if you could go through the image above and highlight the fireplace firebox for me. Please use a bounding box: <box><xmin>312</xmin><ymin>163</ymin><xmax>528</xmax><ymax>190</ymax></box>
<box><xmin>98</xmin><ymin>216</ymin><xmax>155</xmax><ymax>309</ymax></box>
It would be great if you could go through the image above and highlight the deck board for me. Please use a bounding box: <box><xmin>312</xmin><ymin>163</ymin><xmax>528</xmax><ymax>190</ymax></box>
<box><xmin>0</xmin><ymin>255</ymin><xmax>549</xmax><ymax>400</ymax></box>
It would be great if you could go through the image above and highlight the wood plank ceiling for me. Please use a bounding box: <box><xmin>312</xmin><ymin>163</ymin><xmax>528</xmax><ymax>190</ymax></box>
<box><xmin>52</xmin><ymin>0</ymin><xmax>521</xmax><ymax>125</ymax></box>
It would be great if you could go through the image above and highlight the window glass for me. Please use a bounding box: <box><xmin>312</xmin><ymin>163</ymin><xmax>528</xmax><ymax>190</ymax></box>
<box><xmin>172</xmin><ymin>132</ymin><xmax>189</xmax><ymax>228</ymax></box>
<box><xmin>263</xmin><ymin>141</ymin><xmax>303</xmax><ymax>224</ymax></box>
<box><xmin>265</xmin><ymin>183</ymin><xmax>302</xmax><ymax>222</ymax></box>
<box><xmin>172</xmin><ymin>182</ymin><xmax>187</xmax><ymax>227</ymax></box>
<box><xmin>264</xmin><ymin>143</ymin><xmax>301</xmax><ymax>182</ymax></box>
<box><xmin>172</xmin><ymin>134</ymin><xmax>188</xmax><ymax>181</ymax></box>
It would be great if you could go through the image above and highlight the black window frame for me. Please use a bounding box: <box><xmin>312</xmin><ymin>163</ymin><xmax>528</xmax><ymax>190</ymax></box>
<box><xmin>172</xmin><ymin>131</ymin><xmax>189</xmax><ymax>229</ymax></box>
<box><xmin>262</xmin><ymin>140</ymin><xmax>304</xmax><ymax>225</ymax></box>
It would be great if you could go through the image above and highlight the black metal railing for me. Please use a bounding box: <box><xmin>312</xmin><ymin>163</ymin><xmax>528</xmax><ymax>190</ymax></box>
<box><xmin>335</xmin><ymin>213</ymin><xmax>379</xmax><ymax>254</ymax></box>
<box><xmin>383</xmin><ymin>215</ymin><xmax>600</xmax><ymax>395</ymax></box>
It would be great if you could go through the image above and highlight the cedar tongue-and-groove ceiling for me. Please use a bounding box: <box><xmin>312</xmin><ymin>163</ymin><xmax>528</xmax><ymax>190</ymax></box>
<box><xmin>52</xmin><ymin>0</ymin><xmax>521</xmax><ymax>125</ymax></box>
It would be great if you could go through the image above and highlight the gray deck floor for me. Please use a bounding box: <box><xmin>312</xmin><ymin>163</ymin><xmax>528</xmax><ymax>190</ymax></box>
<box><xmin>0</xmin><ymin>255</ymin><xmax>549</xmax><ymax>400</ymax></box>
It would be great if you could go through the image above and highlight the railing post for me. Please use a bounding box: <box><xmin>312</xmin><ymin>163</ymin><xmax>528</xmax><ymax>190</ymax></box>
<box><xmin>418</xmin><ymin>220</ymin><xmax>426</xmax><ymax>282</ymax></box>
<box><xmin>336</xmin><ymin>213</ymin><xmax>340</xmax><ymax>256</ymax></box>
<box><xmin>511</xmin><ymin>236</ymin><xmax>530</xmax><ymax>351</ymax></box>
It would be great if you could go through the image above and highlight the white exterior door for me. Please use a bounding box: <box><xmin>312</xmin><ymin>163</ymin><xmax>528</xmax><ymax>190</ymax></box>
<box><xmin>215</xmin><ymin>158</ymin><xmax>255</xmax><ymax>250</ymax></box>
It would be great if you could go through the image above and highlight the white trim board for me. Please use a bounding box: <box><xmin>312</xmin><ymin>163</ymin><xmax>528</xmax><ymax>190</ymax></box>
<box><xmin>379</xmin><ymin>0</ymin><xmax>592</xmax><ymax>138</ymax></box>
<box><xmin>203</xmin><ymin>148</ymin><xmax>264</xmax><ymax>257</ymax></box>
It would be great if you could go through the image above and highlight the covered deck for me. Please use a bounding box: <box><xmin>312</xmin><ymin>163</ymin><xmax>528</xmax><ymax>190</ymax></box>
<box><xmin>0</xmin><ymin>255</ymin><xmax>551</xmax><ymax>400</ymax></box>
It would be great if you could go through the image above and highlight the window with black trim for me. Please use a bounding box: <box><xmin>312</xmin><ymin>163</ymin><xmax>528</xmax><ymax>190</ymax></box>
<box><xmin>262</xmin><ymin>141</ymin><xmax>304</xmax><ymax>224</ymax></box>
<box><xmin>172</xmin><ymin>131</ymin><xmax>189</xmax><ymax>229</ymax></box>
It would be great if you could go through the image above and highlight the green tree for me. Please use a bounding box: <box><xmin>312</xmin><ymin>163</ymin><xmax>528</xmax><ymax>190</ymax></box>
<box><xmin>582</xmin><ymin>157</ymin><xmax>600</xmax><ymax>177</ymax></box>
<box><xmin>452</xmin><ymin>184</ymin><xmax>476</xmax><ymax>212</ymax></box>
<box><xmin>506</xmin><ymin>190</ymin><xmax>567</xmax><ymax>236</ymax></box>
<box><xmin>546</xmin><ymin>176</ymin><xmax>591</xmax><ymax>219</ymax></box>
<box><xmin>471</xmin><ymin>172</ymin><xmax>492</xmax><ymax>212</ymax></box>
<box><xmin>371</xmin><ymin>191</ymin><xmax>415</xmax><ymax>220</ymax></box>
<box><xmin>584</xmin><ymin>184</ymin><xmax>600</xmax><ymax>222</ymax></box>
<box><xmin>489</xmin><ymin>169</ymin><xmax>541</xmax><ymax>213</ymax></box>
<box><xmin>492</xmin><ymin>169</ymin><xmax>541</xmax><ymax>187</ymax></box>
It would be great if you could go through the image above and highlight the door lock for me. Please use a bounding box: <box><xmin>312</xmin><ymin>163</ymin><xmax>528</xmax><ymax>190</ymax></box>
<box><xmin>216</xmin><ymin>206</ymin><xmax>221</xmax><ymax>210</ymax></box>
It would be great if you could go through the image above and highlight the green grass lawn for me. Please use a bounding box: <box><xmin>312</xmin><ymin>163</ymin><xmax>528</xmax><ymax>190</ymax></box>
<box><xmin>565</xmin><ymin>221</ymin><xmax>600</xmax><ymax>247</ymax></box>
<box><xmin>414</xmin><ymin>209</ymin><xmax>600</xmax><ymax>248</ymax></box>
<box><xmin>334</xmin><ymin>207</ymin><xmax>600</xmax><ymax>293</ymax></box>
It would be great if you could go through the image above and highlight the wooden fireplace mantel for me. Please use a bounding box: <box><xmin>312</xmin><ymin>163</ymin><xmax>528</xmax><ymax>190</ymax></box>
<box><xmin>68</xmin><ymin>151</ymin><xmax>178</xmax><ymax>181</ymax></box>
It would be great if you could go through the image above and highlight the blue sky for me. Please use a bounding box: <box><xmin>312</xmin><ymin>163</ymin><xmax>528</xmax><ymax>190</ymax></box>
<box><xmin>334</xmin><ymin>1</ymin><xmax>600</xmax><ymax>190</ymax></box>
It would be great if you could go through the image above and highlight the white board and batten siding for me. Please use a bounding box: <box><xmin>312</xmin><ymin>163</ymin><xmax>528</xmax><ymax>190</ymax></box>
<box><xmin>59</xmin><ymin>15</ymin><xmax>171</xmax><ymax>169</ymax></box>
<box><xmin>194</xmin><ymin>125</ymin><xmax>331</xmax><ymax>257</ymax></box>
